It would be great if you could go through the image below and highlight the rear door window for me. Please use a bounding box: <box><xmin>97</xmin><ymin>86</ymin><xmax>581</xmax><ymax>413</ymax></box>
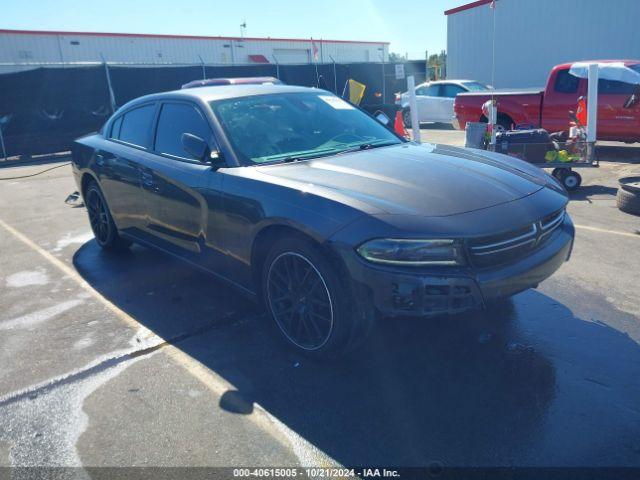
<box><xmin>154</xmin><ymin>103</ymin><xmax>213</xmax><ymax>160</ymax></box>
<box><xmin>118</xmin><ymin>104</ymin><xmax>156</xmax><ymax>148</ymax></box>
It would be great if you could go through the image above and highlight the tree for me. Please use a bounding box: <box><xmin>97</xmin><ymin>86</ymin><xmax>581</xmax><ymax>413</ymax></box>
<box><xmin>388</xmin><ymin>52</ymin><xmax>407</xmax><ymax>62</ymax></box>
<box><xmin>427</xmin><ymin>50</ymin><xmax>447</xmax><ymax>80</ymax></box>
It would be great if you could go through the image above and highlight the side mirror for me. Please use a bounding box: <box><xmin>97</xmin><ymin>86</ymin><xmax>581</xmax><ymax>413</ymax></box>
<box><xmin>375</xmin><ymin>112</ymin><xmax>391</xmax><ymax>126</ymax></box>
<box><xmin>182</xmin><ymin>133</ymin><xmax>210</xmax><ymax>162</ymax></box>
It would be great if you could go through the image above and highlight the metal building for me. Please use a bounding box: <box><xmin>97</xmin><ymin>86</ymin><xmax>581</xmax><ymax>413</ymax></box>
<box><xmin>0</xmin><ymin>29</ymin><xmax>388</xmax><ymax>69</ymax></box>
<box><xmin>446</xmin><ymin>0</ymin><xmax>640</xmax><ymax>88</ymax></box>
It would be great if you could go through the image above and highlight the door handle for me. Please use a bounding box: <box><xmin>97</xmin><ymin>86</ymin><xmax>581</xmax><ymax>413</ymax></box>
<box><xmin>140</xmin><ymin>171</ymin><xmax>161</xmax><ymax>193</ymax></box>
<box><xmin>140</xmin><ymin>171</ymin><xmax>154</xmax><ymax>187</ymax></box>
<box><xmin>95</xmin><ymin>153</ymin><xmax>105</xmax><ymax>166</ymax></box>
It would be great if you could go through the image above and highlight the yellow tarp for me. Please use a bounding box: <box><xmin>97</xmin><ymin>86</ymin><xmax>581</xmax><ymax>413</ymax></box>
<box><xmin>348</xmin><ymin>79</ymin><xmax>366</xmax><ymax>106</ymax></box>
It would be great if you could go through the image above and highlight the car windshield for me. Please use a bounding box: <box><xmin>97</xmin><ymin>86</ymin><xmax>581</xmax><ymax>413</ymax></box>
<box><xmin>210</xmin><ymin>92</ymin><xmax>402</xmax><ymax>164</ymax></box>
<box><xmin>461</xmin><ymin>81</ymin><xmax>491</xmax><ymax>91</ymax></box>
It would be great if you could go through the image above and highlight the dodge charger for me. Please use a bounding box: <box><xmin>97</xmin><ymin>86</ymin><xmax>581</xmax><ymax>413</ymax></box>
<box><xmin>71</xmin><ymin>84</ymin><xmax>574</xmax><ymax>357</ymax></box>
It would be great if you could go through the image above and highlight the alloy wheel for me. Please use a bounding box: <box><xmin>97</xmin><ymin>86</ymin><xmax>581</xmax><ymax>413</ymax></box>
<box><xmin>266</xmin><ymin>252</ymin><xmax>334</xmax><ymax>351</ymax></box>
<box><xmin>87</xmin><ymin>189</ymin><xmax>110</xmax><ymax>244</ymax></box>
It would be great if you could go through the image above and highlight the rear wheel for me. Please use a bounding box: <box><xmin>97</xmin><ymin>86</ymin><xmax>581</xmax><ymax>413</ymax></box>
<box><xmin>85</xmin><ymin>182</ymin><xmax>131</xmax><ymax>251</ymax></box>
<box><xmin>402</xmin><ymin>108</ymin><xmax>412</xmax><ymax>128</ymax></box>
<box><xmin>262</xmin><ymin>236</ymin><xmax>372</xmax><ymax>358</ymax></box>
<box><xmin>481</xmin><ymin>114</ymin><xmax>513</xmax><ymax>133</ymax></box>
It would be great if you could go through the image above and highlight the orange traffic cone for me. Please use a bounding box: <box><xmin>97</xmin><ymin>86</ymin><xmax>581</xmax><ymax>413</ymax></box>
<box><xmin>394</xmin><ymin>110</ymin><xmax>406</xmax><ymax>138</ymax></box>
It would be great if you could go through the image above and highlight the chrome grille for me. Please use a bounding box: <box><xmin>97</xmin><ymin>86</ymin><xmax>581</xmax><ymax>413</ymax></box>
<box><xmin>468</xmin><ymin>209</ymin><xmax>565</xmax><ymax>268</ymax></box>
<box><xmin>539</xmin><ymin>209</ymin><xmax>565</xmax><ymax>240</ymax></box>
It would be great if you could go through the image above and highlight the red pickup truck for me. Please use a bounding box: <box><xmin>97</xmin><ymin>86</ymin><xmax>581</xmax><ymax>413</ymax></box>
<box><xmin>454</xmin><ymin>60</ymin><xmax>640</xmax><ymax>143</ymax></box>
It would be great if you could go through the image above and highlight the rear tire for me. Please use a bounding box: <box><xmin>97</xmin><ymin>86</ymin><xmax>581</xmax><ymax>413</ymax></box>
<box><xmin>261</xmin><ymin>236</ymin><xmax>373</xmax><ymax>358</ymax></box>
<box><xmin>616</xmin><ymin>187</ymin><xmax>640</xmax><ymax>215</ymax></box>
<box><xmin>85</xmin><ymin>182</ymin><xmax>132</xmax><ymax>251</ymax></box>
<box><xmin>402</xmin><ymin>108</ymin><xmax>412</xmax><ymax>129</ymax></box>
<box><xmin>481</xmin><ymin>114</ymin><xmax>513</xmax><ymax>133</ymax></box>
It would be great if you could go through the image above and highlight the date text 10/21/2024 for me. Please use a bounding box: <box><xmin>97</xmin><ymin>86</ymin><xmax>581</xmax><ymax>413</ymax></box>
<box><xmin>232</xmin><ymin>468</ymin><xmax>401</xmax><ymax>478</ymax></box>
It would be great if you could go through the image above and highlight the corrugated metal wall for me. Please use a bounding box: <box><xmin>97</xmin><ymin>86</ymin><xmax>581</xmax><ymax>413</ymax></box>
<box><xmin>0</xmin><ymin>31</ymin><xmax>388</xmax><ymax>68</ymax></box>
<box><xmin>447</xmin><ymin>0</ymin><xmax>640</xmax><ymax>88</ymax></box>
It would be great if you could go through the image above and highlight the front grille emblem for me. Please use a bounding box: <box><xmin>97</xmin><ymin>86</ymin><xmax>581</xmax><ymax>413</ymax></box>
<box><xmin>532</xmin><ymin>222</ymin><xmax>542</xmax><ymax>247</ymax></box>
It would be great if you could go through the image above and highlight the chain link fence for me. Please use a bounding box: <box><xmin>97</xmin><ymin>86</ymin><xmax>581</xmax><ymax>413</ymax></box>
<box><xmin>0</xmin><ymin>60</ymin><xmax>427</xmax><ymax>160</ymax></box>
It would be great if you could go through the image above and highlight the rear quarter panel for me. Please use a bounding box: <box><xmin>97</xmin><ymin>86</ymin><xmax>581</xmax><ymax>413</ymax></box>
<box><xmin>71</xmin><ymin>134</ymin><xmax>102</xmax><ymax>192</ymax></box>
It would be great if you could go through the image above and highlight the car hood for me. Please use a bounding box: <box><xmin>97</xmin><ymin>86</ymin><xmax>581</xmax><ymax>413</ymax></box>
<box><xmin>256</xmin><ymin>143</ymin><xmax>552</xmax><ymax>217</ymax></box>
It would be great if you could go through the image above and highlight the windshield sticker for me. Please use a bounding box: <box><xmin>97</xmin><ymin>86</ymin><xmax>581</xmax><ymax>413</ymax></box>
<box><xmin>318</xmin><ymin>95</ymin><xmax>355</xmax><ymax>110</ymax></box>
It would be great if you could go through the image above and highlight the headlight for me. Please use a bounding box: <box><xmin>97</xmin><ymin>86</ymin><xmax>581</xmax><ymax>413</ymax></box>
<box><xmin>356</xmin><ymin>238</ymin><xmax>465</xmax><ymax>266</ymax></box>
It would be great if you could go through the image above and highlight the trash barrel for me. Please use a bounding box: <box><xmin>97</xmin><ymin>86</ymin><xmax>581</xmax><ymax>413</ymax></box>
<box><xmin>465</xmin><ymin>122</ymin><xmax>487</xmax><ymax>149</ymax></box>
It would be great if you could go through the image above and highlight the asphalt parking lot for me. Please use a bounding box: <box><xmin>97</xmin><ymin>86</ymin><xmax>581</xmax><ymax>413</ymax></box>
<box><xmin>1</xmin><ymin>127</ymin><xmax>640</xmax><ymax>474</ymax></box>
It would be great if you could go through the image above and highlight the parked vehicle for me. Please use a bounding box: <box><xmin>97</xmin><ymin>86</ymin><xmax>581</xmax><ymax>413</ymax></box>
<box><xmin>72</xmin><ymin>84</ymin><xmax>574</xmax><ymax>357</ymax></box>
<box><xmin>454</xmin><ymin>60</ymin><xmax>640</xmax><ymax>142</ymax></box>
<box><xmin>397</xmin><ymin>80</ymin><xmax>490</xmax><ymax>127</ymax></box>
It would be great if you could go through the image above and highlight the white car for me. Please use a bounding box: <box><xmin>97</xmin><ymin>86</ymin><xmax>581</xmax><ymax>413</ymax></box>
<box><xmin>397</xmin><ymin>80</ymin><xmax>491</xmax><ymax>127</ymax></box>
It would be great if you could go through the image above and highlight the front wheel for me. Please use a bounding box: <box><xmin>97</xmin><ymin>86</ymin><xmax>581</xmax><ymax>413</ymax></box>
<box><xmin>262</xmin><ymin>237</ymin><xmax>372</xmax><ymax>358</ymax></box>
<box><xmin>85</xmin><ymin>182</ymin><xmax>132</xmax><ymax>251</ymax></box>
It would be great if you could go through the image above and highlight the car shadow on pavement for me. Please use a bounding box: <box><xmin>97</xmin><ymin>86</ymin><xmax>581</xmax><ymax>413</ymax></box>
<box><xmin>569</xmin><ymin>184</ymin><xmax>618</xmax><ymax>201</ymax></box>
<box><xmin>73</xmin><ymin>240</ymin><xmax>640</xmax><ymax>467</ymax></box>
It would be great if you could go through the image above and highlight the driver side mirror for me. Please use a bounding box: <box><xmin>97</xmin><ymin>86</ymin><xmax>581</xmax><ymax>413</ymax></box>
<box><xmin>182</xmin><ymin>133</ymin><xmax>208</xmax><ymax>161</ymax></box>
<box><xmin>181</xmin><ymin>133</ymin><xmax>223</xmax><ymax>165</ymax></box>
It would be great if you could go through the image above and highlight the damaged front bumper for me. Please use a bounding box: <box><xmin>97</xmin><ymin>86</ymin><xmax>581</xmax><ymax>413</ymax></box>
<box><xmin>339</xmin><ymin>216</ymin><xmax>574</xmax><ymax>317</ymax></box>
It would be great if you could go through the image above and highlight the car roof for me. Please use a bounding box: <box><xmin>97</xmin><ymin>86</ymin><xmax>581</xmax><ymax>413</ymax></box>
<box><xmin>181</xmin><ymin>76</ymin><xmax>283</xmax><ymax>89</ymax></box>
<box><xmin>120</xmin><ymin>84</ymin><xmax>321</xmax><ymax>111</ymax></box>
<box><xmin>553</xmin><ymin>60</ymin><xmax>640</xmax><ymax>70</ymax></box>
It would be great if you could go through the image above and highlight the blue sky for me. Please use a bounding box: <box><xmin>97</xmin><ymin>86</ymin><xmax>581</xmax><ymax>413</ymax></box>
<box><xmin>1</xmin><ymin>0</ymin><xmax>463</xmax><ymax>58</ymax></box>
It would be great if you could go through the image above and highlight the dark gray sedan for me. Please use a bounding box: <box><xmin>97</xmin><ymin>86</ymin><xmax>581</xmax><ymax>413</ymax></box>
<box><xmin>71</xmin><ymin>84</ymin><xmax>574</xmax><ymax>357</ymax></box>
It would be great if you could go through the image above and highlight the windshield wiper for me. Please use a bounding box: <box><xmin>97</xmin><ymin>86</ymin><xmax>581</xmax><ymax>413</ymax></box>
<box><xmin>254</xmin><ymin>148</ymin><xmax>342</xmax><ymax>166</ymax></box>
<box><xmin>337</xmin><ymin>140</ymin><xmax>400</xmax><ymax>155</ymax></box>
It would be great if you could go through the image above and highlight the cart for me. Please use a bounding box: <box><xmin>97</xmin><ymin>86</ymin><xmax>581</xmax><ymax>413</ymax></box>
<box><xmin>488</xmin><ymin>138</ymin><xmax>598</xmax><ymax>191</ymax></box>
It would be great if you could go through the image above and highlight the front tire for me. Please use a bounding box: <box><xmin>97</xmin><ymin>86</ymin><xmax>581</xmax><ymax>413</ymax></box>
<box><xmin>261</xmin><ymin>237</ymin><xmax>372</xmax><ymax>358</ymax></box>
<box><xmin>85</xmin><ymin>182</ymin><xmax>131</xmax><ymax>251</ymax></box>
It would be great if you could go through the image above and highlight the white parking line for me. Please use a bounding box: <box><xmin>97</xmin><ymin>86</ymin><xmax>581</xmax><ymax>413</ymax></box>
<box><xmin>575</xmin><ymin>224</ymin><xmax>640</xmax><ymax>239</ymax></box>
<box><xmin>0</xmin><ymin>216</ymin><xmax>336</xmax><ymax>468</ymax></box>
